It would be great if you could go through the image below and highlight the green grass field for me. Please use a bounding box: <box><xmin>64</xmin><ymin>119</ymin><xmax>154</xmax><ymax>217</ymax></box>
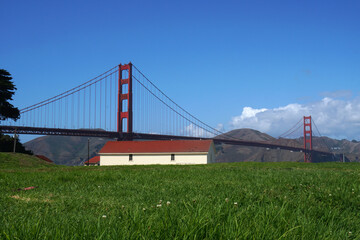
<box><xmin>1</xmin><ymin>153</ymin><xmax>360</xmax><ymax>239</ymax></box>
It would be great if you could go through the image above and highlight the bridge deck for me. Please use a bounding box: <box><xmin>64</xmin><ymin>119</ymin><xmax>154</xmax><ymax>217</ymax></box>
<box><xmin>0</xmin><ymin>125</ymin><xmax>331</xmax><ymax>156</ymax></box>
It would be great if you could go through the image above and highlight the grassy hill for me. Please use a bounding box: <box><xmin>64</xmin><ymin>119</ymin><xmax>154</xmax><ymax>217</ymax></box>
<box><xmin>0</xmin><ymin>152</ymin><xmax>60</xmax><ymax>169</ymax></box>
<box><xmin>1</xmin><ymin>161</ymin><xmax>360</xmax><ymax>239</ymax></box>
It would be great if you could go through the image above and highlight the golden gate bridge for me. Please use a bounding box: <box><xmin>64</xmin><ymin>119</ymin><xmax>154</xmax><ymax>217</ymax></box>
<box><xmin>0</xmin><ymin>63</ymin><xmax>333</xmax><ymax>162</ymax></box>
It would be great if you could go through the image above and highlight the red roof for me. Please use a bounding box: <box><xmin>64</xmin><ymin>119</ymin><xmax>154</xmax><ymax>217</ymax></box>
<box><xmin>99</xmin><ymin>140</ymin><xmax>214</xmax><ymax>154</ymax></box>
<box><xmin>35</xmin><ymin>155</ymin><xmax>53</xmax><ymax>163</ymax></box>
<box><xmin>85</xmin><ymin>156</ymin><xmax>100</xmax><ymax>164</ymax></box>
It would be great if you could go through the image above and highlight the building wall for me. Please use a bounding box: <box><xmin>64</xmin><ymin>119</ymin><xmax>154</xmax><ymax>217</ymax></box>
<box><xmin>100</xmin><ymin>153</ymin><xmax>209</xmax><ymax>166</ymax></box>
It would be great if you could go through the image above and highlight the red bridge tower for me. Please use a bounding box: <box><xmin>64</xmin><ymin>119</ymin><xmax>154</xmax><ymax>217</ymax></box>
<box><xmin>303</xmin><ymin>116</ymin><xmax>312</xmax><ymax>162</ymax></box>
<box><xmin>117</xmin><ymin>63</ymin><xmax>133</xmax><ymax>139</ymax></box>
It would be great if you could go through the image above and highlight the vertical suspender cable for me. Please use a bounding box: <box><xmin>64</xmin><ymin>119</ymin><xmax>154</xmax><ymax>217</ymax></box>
<box><xmin>94</xmin><ymin>83</ymin><xmax>96</xmax><ymax>128</ymax></box>
<box><xmin>72</xmin><ymin>93</ymin><xmax>74</xmax><ymax>128</ymax></box>
<box><xmin>83</xmin><ymin>88</ymin><xmax>86</xmax><ymax>128</ymax></box>
<box><xmin>89</xmin><ymin>86</ymin><xmax>91</xmax><ymax>129</ymax></box>
<box><xmin>78</xmin><ymin>91</ymin><xmax>80</xmax><ymax>129</ymax></box>
<box><xmin>104</xmin><ymin>76</ymin><xmax>106</xmax><ymax>130</ymax></box>
<box><xmin>59</xmin><ymin>99</ymin><xmax>62</xmax><ymax>128</ymax></box>
<box><xmin>65</xmin><ymin>97</ymin><xmax>67</xmax><ymax>128</ymax></box>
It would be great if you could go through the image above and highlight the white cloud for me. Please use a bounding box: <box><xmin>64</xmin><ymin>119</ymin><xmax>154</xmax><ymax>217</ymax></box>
<box><xmin>321</xmin><ymin>90</ymin><xmax>353</xmax><ymax>99</ymax></box>
<box><xmin>215</xmin><ymin>123</ymin><xmax>224</xmax><ymax>132</ymax></box>
<box><xmin>229</xmin><ymin>97</ymin><xmax>360</xmax><ymax>140</ymax></box>
<box><xmin>182</xmin><ymin>123</ymin><xmax>216</xmax><ymax>138</ymax></box>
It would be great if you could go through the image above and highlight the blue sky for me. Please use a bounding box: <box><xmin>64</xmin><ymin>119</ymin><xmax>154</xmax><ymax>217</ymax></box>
<box><xmin>1</xmin><ymin>0</ymin><xmax>360</xmax><ymax>142</ymax></box>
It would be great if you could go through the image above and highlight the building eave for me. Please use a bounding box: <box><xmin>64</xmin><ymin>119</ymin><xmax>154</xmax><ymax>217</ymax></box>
<box><xmin>99</xmin><ymin>152</ymin><xmax>209</xmax><ymax>155</ymax></box>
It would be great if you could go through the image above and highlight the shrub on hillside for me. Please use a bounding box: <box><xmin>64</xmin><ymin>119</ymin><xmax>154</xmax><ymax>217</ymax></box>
<box><xmin>0</xmin><ymin>134</ymin><xmax>32</xmax><ymax>154</ymax></box>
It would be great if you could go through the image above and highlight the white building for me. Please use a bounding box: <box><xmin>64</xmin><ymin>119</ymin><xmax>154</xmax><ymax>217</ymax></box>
<box><xmin>99</xmin><ymin>140</ymin><xmax>216</xmax><ymax>166</ymax></box>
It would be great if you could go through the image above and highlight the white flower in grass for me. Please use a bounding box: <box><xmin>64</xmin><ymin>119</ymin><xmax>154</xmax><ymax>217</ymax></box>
<box><xmin>234</xmin><ymin>202</ymin><xmax>238</xmax><ymax>207</ymax></box>
<box><xmin>102</xmin><ymin>215</ymin><xmax>107</xmax><ymax>218</ymax></box>
<box><xmin>159</xmin><ymin>200</ymin><xmax>162</xmax><ymax>204</ymax></box>
<box><xmin>143</xmin><ymin>208</ymin><xmax>146</xmax><ymax>211</ymax></box>
<box><xmin>156</xmin><ymin>204</ymin><xmax>162</xmax><ymax>208</ymax></box>
<box><xmin>225</xmin><ymin>198</ymin><xmax>229</xmax><ymax>203</ymax></box>
<box><xmin>329</xmin><ymin>194</ymin><xmax>332</xmax><ymax>197</ymax></box>
<box><xmin>166</xmin><ymin>201</ymin><xmax>171</xmax><ymax>206</ymax></box>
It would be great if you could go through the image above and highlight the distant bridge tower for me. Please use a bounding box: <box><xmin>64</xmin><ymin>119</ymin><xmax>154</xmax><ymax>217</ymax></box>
<box><xmin>303</xmin><ymin>116</ymin><xmax>312</xmax><ymax>162</ymax></box>
<box><xmin>117</xmin><ymin>63</ymin><xmax>133</xmax><ymax>139</ymax></box>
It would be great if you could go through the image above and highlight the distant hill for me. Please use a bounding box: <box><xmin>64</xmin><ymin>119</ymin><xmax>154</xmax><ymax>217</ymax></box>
<box><xmin>217</xmin><ymin>128</ymin><xmax>274</xmax><ymax>142</ymax></box>
<box><xmin>215</xmin><ymin>128</ymin><xmax>360</xmax><ymax>163</ymax></box>
<box><xmin>215</xmin><ymin>129</ymin><xmax>303</xmax><ymax>162</ymax></box>
<box><xmin>24</xmin><ymin>129</ymin><xmax>360</xmax><ymax>165</ymax></box>
<box><xmin>24</xmin><ymin>136</ymin><xmax>109</xmax><ymax>166</ymax></box>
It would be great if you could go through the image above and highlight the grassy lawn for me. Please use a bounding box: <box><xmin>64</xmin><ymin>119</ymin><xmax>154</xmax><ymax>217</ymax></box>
<box><xmin>1</xmin><ymin>153</ymin><xmax>360</xmax><ymax>239</ymax></box>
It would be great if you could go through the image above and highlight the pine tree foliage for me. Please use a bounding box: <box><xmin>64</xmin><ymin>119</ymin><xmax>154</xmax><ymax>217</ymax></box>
<box><xmin>0</xmin><ymin>69</ymin><xmax>20</xmax><ymax>121</ymax></box>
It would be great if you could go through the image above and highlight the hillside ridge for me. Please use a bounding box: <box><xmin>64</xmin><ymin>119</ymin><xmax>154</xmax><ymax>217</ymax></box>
<box><xmin>24</xmin><ymin>129</ymin><xmax>360</xmax><ymax>165</ymax></box>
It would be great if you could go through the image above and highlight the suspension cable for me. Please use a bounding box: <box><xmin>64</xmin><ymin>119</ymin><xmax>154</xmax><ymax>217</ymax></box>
<box><xmin>132</xmin><ymin>64</ymin><xmax>243</xmax><ymax>140</ymax></box>
<box><xmin>312</xmin><ymin>118</ymin><xmax>332</xmax><ymax>151</ymax></box>
<box><xmin>20</xmin><ymin>66</ymin><xmax>118</xmax><ymax>112</ymax></box>
<box><xmin>278</xmin><ymin>118</ymin><xmax>302</xmax><ymax>138</ymax></box>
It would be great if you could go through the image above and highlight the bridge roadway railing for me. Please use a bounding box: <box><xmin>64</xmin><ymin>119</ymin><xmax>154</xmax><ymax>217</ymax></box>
<box><xmin>0</xmin><ymin>126</ymin><xmax>120</xmax><ymax>138</ymax></box>
<box><xmin>1</xmin><ymin>125</ymin><xmax>331</xmax><ymax>157</ymax></box>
